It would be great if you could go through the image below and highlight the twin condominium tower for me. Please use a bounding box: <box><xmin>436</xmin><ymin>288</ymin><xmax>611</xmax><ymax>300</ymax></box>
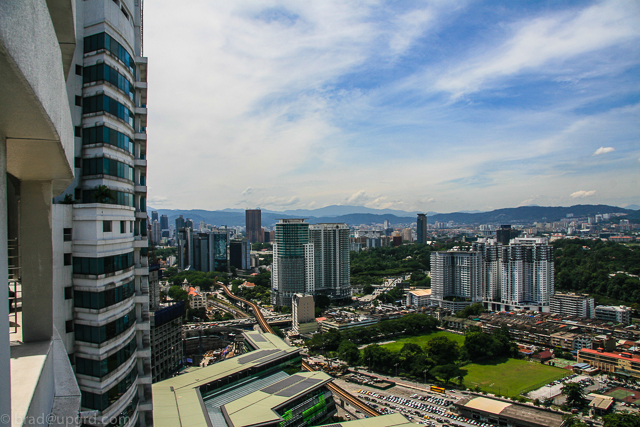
<box><xmin>431</xmin><ymin>237</ymin><xmax>555</xmax><ymax>313</ymax></box>
<box><xmin>271</xmin><ymin>220</ymin><xmax>351</xmax><ymax>307</ymax></box>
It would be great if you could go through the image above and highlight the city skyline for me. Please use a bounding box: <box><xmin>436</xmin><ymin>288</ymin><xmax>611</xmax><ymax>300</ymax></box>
<box><xmin>145</xmin><ymin>1</ymin><xmax>639</xmax><ymax>213</ymax></box>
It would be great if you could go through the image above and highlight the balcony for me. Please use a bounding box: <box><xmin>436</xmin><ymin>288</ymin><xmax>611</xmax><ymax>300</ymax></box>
<box><xmin>10</xmin><ymin>331</ymin><xmax>81</xmax><ymax>427</ymax></box>
<box><xmin>135</xmin><ymin>185</ymin><xmax>147</xmax><ymax>193</ymax></box>
<box><xmin>136</xmin><ymin>56</ymin><xmax>148</xmax><ymax>83</ymax></box>
<box><xmin>135</xmin><ymin>106</ymin><xmax>147</xmax><ymax>116</ymax></box>
<box><xmin>133</xmin><ymin>238</ymin><xmax>147</xmax><ymax>248</ymax></box>
<box><xmin>135</xmin><ymin>211</ymin><xmax>147</xmax><ymax>219</ymax></box>
<box><xmin>135</xmin><ymin>322</ymin><xmax>150</xmax><ymax>331</ymax></box>
<box><xmin>134</xmin><ymin>132</ymin><xmax>147</xmax><ymax>141</ymax></box>
<box><xmin>134</xmin><ymin>158</ymin><xmax>147</xmax><ymax>167</ymax></box>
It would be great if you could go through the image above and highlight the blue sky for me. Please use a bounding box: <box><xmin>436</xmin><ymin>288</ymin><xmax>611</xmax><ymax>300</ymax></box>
<box><xmin>145</xmin><ymin>0</ymin><xmax>639</xmax><ymax>213</ymax></box>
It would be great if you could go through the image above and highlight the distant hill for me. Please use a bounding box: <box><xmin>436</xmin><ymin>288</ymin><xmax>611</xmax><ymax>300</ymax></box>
<box><xmin>430</xmin><ymin>204</ymin><xmax>636</xmax><ymax>225</ymax></box>
<box><xmin>148</xmin><ymin>204</ymin><xmax>636</xmax><ymax>228</ymax></box>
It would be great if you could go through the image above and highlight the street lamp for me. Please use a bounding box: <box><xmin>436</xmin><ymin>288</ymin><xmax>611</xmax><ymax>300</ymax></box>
<box><xmin>423</xmin><ymin>369</ymin><xmax>427</xmax><ymax>385</ymax></box>
<box><xmin>395</xmin><ymin>363</ymin><xmax>399</xmax><ymax>378</ymax></box>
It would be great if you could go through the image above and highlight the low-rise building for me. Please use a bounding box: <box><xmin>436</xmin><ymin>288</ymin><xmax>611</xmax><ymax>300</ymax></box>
<box><xmin>454</xmin><ymin>396</ymin><xmax>563</xmax><ymax>427</ymax></box>
<box><xmin>577</xmin><ymin>348</ymin><xmax>640</xmax><ymax>379</ymax></box>
<box><xmin>595</xmin><ymin>305</ymin><xmax>632</xmax><ymax>325</ymax></box>
<box><xmin>406</xmin><ymin>289</ymin><xmax>432</xmax><ymax>308</ymax></box>
<box><xmin>550</xmin><ymin>292</ymin><xmax>595</xmax><ymax>319</ymax></box>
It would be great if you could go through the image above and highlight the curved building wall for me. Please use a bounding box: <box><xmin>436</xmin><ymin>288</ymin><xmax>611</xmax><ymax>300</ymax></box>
<box><xmin>53</xmin><ymin>1</ymin><xmax>151</xmax><ymax>426</ymax></box>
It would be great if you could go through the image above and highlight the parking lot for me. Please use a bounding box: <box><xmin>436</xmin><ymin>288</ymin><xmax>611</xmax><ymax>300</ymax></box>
<box><xmin>527</xmin><ymin>373</ymin><xmax>599</xmax><ymax>402</ymax></box>
<box><xmin>334</xmin><ymin>378</ymin><xmax>497</xmax><ymax>427</ymax></box>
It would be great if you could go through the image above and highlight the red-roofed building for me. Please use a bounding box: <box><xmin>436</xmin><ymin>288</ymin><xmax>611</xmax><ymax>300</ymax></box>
<box><xmin>532</xmin><ymin>350</ymin><xmax>553</xmax><ymax>362</ymax></box>
<box><xmin>578</xmin><ymin>348</ymin><xmax>640</xmax><ymax>379</ymax></box>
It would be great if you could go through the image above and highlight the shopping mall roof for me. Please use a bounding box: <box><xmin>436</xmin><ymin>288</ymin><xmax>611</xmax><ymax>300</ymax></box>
<box><xmin>456</xmin><ymin>396</ymin><xmax>564</xmax><ymax>427</ymax></box>
<box><xmin>222</xmin><ymin>371</ymin><xmax>331</xmax><ymax>427</ymax></box>
<box><xmin>317</xmin><ymin>413</ymin><xmax>415</xmax><ymax>427</ymax></box>
<box><xmin>152</xmin><ymin>331</ymin><xmax>301</xmax><ymax>427</ymax></box>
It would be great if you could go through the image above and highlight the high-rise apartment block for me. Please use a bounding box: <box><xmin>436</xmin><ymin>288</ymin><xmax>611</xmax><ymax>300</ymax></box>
<box><xmin>1</xmin><ymin>1</ymin><xmax>82</xmax><ymax>423</ymax></box>
<box><xmin>272</xmin><ymin>220</ymin><xmax>352</xmax><ymax>307</ymax></box>
<box><xmin>57</xmin><ymin>1</ymin><xmax>152</xmax><ymax>424</ymax></box>
<box><xmin>431</xmin><ymin>237</ymin><xmax>554</xmax><ymax>313</ymax></box>
<box><xmin>416</xmin><ymin>213</ymin><xmax>428</xmax><ymax>244</ymax></box>
<box><xmin>430</xmin><ymin>251</ymin><xmax>483</xmax><ymax>312</ymax></box>
<box><xmin>550</xmin><ymin>293</ymin><xmax>595</xmax><ymax>318</ymax></box>
<box><xmin>272</xmin><ymin>219</ymin><xmax>314</xmax><ymax>307</ymax></box>
<box><xmin>246</xmin><ymin>209</ymin><xmax>263</xmax><ymax>243</ymax></box>
<box><xmin>1</xmin><ymin>1</ymin><xmax>152</xmax><ymax>426</ymax></box>
<box><xmin>309</xmin><ymin>223</ymin><xmax>351</xmax><ymax>300</ymax></box>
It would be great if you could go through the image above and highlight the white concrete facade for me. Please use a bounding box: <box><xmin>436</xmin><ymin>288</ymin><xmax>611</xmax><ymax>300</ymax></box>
<box><xmin>1</xmin><ymin>1</ymin><xmax>82</xmax><ymax>425</ymax></box>
<box><xmin>50</xmin><ymin>1</ymin><xmax>151</xmax><ymax>426</ymax></box>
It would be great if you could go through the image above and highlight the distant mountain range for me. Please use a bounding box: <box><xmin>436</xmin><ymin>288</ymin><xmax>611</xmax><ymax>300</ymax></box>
<box><xmin>148</xmin><ymin>204</ymin><xmax>638</xmax><ymax>228</ymax></box>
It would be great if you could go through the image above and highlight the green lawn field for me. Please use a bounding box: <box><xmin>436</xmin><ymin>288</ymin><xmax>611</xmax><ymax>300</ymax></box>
<box><xmin>463</xmin><ymin>358</ymin><xmax>570</xmax><ymax>398</ymax></box>
<box><xmin>379</xmin><ymin>331</ymin><xmax>465</xmax><ymax>352</ymax></box>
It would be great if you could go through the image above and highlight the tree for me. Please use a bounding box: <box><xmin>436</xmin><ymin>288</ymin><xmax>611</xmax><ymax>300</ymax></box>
<box><xmin>456</xmin><ymin>303</ymin><xmax>485</xmax><ymax>318</ymax></box>
<box><xmin>561</xmin><ymin>382</ymin><xmax>586</xmax><ymax>408</ymax></box>
<box><xmin>602</xmin><ymin>412</ymin><xmax>640</xmax><ymax>427</ymax></box>
<box><xmin>93</xmin><ymin>185</ymin><xmax>114</xmax><ymax>203</ymax></box>
<box><xmin>271</xmin><ymin>326</ymin><xmax>285</xmax><ymax>338</ymax></box>
<box><xmin>425</xmin><ymin>336</ymin><xmax>460</xmax><ymax>366</ymax></box>
<box><xmin>463</xmin><ymin>332</ymin><xmax>496</xmax><ymax>361</ymax></box>
<box><xmin>561</xmin><ymin>415</ymin><xmax>588</xmax><ymax>427</ymax></box>
<box><xmin>363</xmin><ymin>284</ymin><xmax>374</xmax><ymax>295</ymax></box>
<box><xmin>168</xmin><ymin>285</ymin><xmax>188</xmax><ymax>302</ymax></box>
<box><xmin>337</xmin><ymin>340</ymin><xmax>361</xmax><ymax>365</ymax></box>
<box><xmin>430</xmin><ymin>364</ymin><xmax>465</xmax><ymax>386</ymax></box>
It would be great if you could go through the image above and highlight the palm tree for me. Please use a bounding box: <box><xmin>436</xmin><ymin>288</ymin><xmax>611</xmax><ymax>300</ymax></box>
<box><xmin>93</xmin><ymin>185</ymin><xmax>114</xmax><ymax>204</ymax></box>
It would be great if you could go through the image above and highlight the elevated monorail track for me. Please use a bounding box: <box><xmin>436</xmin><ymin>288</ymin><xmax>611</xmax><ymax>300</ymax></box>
<box><xmin>220</xmin><ymin>283</ymin><xmax>377</xmax><ymax>418</ymax></box>
<box><xmin>219</xmin><ymin>284</ymin><xmax>274</xmax><ymax>334</ymax></box>
<box><xmin>302</xmin><ymin>361</ymin><xmax>379</xmax><ymax>418</ymax></box>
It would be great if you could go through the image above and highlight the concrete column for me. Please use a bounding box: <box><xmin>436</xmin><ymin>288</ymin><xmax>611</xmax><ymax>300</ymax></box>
<box><xmin>0</xmin><ymin>132</ymin><xmax>11</xmax><ymax>425</ymax></box>
<box><xmin>20</xmin><ymin>180</ymin><xmax>54</xmax><ymax>342</ymax></box>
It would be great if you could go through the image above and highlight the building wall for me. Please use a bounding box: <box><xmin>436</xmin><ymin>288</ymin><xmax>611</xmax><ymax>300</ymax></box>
<box><xmin>272</xmin><ymin>219</ymin><xmax>312</xmax><ymax>307</ymax></box>
<box><xmin>50</xmin><ymin>1</ymin><xmax>152</xmax><ymax>425</ymax></box>
<box><xmin>309</xmin><ymin>223</ymin><xmax>351</xmax><ymax>300</ymax></box>
<box><xmin>1</xmin><ymin>0</ymin><xmax>81</xmax><ymax>422</ymax></box>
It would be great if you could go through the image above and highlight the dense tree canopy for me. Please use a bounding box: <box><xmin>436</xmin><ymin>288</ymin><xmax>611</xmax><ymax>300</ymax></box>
<box><xmin>561</xmin><ymin>382</ymin><xmax>586</xmax><ymax>408</ymax></box>
<box><xmin>350</xmin><ymin>242</ymin><xmax>467</xmax><ymax>286</ymax></box>
<box><xmin>553</xmin><ymin>239</ymin><xmax>640</xmax><ymax>306</ymax></box>
<box><xmin>602</xmin><ymin>412</ymin><xmax>640</xmax><ymax>427</ymax></box>
<box><xmin>425</xmin><ymin>336</ymin><xmax>459</xmax><ymax>366</ymax></box>
<box><xmin>306</xmin><ymin>313</ymin><xmax>439</xmax><ymax>353</ymax></box>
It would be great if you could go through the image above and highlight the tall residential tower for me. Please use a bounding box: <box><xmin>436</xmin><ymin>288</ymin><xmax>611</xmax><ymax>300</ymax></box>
<box><xmin>309</xmin><ymin>223</ymin><xmax>351</xmax><ymax>301</ymax></box>
<box><xmin>271</xmin><ymin>219</ymin><xmax>314</xmax><ymax>307</ymax></box>
<box><xmin>53</xmin><ymin>1</ymin><xmax>152</xmax><ymax>425</ymax></box>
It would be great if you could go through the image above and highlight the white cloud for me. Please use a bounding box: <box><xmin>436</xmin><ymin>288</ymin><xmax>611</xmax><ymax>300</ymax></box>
<box><xmin>570</xmin><ymin>190</ymin><xmax>596</xmax><ymax>198</ymax></box>
<box><xmin>519</xmin><ymin>195</ymin><xmax>541</xmax><ymax>206</ymax></box>
<box><xmin>144</xmin><ymin>1</ymin><xmax>639</xmax><ymax>213</ymax></box>
<box><xmin>434</xmin><ymin>0</ymin><xmax>640</xmax><ymax>97</ymax></box>
<box><xmin>593</xmin><ymin>146</ymin><xmax>615</xmax><ymax>155</ymax></box>
<box><xmin>346</xmin><ymin>190</ymin><xmax>371</xmax><ymax>205</ymax></box>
